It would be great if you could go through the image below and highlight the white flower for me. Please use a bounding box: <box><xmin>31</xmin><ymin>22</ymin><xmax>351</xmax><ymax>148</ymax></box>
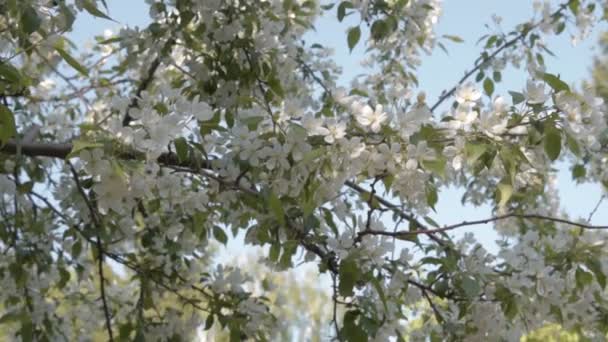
<box><xmin>479</xmin><ymin>97</ymin><xmax>508</xmax><ymax>137</ymax></box>
<box><xmin>301</xmin><ymin>116</ymin><xmax>329</xmax><ymax>136</ymax></box>
<box><xmin>449</xmin><ymin>106</ymin><xmax>478</xmax><ymax>131</ymax></box>
<box><xmin>176</xmin><ymin>95</ymin><xmax>213</xmax><ymax>121</ymax></box>
<box><xmin>525</xmin><ymin>79</ymin><xmax>548</xmax><ymax>104</ymax></box>
<box><xmin>444</xmin><ymin>137</ymin><xmax>465</xmax><ymax>171</ymax></box>
<box><xmin>355</xmin><ymin>103</ymin><xmax>387</xmax><ymax>133</ymax></box>
<box><xmin>323</xmin><ymin>120</ymin><xmax>347</xmax><ymax>144</ymax></box>
<box><xmin>405</xmin><ymin>142</ymin><xmax>433</xmax><ymax>170</ymax></box>
<box><xmin>455</xmin><ymin>82</ymin><xmax>481</xmax><ymax>105</ymax></box>
<box><xmin>400</xmin><ymin>103</ymin><xmax>431</xmax><ymax>138</ymax></box>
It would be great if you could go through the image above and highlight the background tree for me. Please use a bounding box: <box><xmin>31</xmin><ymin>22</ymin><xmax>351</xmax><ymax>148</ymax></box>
<box><xmin>1</xmin><ymin>0</ymin><xmax>608</xmax><ymax>341</ymax></box>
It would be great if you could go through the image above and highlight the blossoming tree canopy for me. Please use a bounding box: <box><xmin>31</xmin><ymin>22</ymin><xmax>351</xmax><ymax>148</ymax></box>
<box><xmin>1</xmin><ymin>0</ymin><xmax>608</xmax><ymax>340</ymax></box>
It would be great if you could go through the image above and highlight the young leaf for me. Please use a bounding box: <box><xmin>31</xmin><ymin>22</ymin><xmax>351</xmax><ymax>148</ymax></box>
<box><xmin>541</xmin><ymin>72</ymin><xmax>570</xmax><ymax>93</ymax></box>
<box><xmin>339</xmin><ymin>258</ymin><xmax>359</xmax><ymax>297</ymax></box>
<box><xmin>496</xmin><ymin>182</ymin><xmax>513</xmax><ymax>208</ymax></box>
<box><xmin>174</xmin><ymin>137</ymin><xmax>189</xmax><ymax>163</ymax></box>
<box><xmin>55</xmin><ymin>47</ymin><xmax>89</xmax><ymax>77</ymax></box>
<box><xmin>425</xmin><ymin>185</ymin><xmax>438</xmax><ymax>211</ymax></box>
<box><xmin>347</xmin><ymin>26</ymin><xmax>361</xmax><ymax>52</ymax></box>
<box><xmin>508</xmin><ymin>91</ymin><xmax>525</xmax><ymax>105</ymax></box>
<box><xmin>213</xmin><ymin>226</ymin><xmax>228</xmax><ymax>245</ymax></box>
<box><xmin>0</xmin><ymin>63</ymin><xmax>22</xmax><ymax>84</ymax></box>
<box><xmin>20</xmin><ymin>6</ymin><xmax>41</xmax><ymax>34</ymax></box>
<box><xmin>67</xmin><ymin>140</ymin><xmax>103</xmax><ymax>158</ymax></box>
<box><xmin>544</xmin><ymin>127</ymin><xmax>562</xmax><ymax>161</ymax></box>
<box><xmin>337</xmin><ymin>1</ymin><xmax>353</xmax><ymax>22</ymax></box>
<box><xmin>0</xmin><ymin>104</ymin><xmax>16</xmax><ymax>146</ymax></box>
<box><xmin>82</xmin><ymin>0</ymin><xmax>115</xmax><ymax>21</ymax></box>
<box><xmin>268</xmin><ymin>191</ymin><xmax>285</xmax><ymax>225</ymax></box>
<box><xmin>461</xmin><ymin>276</ymin><xmax>480</xmax><ymax>299</ymax></box>
<box><xmin>483</xmin><ymin>78</ymin><xmax>494</xmax><ymax>96</ymax></box>
<box><xmin>443</xmin><ymin>34</ymin><xmax>464</xmax><ymax>43</ymax></box>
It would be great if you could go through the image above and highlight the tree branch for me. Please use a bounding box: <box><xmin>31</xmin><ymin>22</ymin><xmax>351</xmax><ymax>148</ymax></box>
<box><xmin>358</xmin><ymin>213</ymin><xmax>608</xmax><ymax>239</ymax></box>
<box><xmin>68</xmin><ymin>163</ymin><xmax>115</xmax><ymax>342</ymax></box>
<box><xmin>429</xmin><ymin>3</ymin><xmax>569</xmax><ymax>112</ymax></box>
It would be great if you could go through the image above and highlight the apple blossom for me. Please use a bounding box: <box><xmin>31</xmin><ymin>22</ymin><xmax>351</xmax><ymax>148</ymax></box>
<box><xmin>0</xmin><ymin>0</ymin><xmax>607</xmax><ymax>341</ymax></box>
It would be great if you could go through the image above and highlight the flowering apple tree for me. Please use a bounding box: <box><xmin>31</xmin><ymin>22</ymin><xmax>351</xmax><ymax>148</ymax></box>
<box><xmin>1</xmin><ymin>0</ymin><xmax>608</xmax><ymax>340</ymax></box>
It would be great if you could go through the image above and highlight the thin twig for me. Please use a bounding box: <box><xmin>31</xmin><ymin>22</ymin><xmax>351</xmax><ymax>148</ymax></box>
<box><xmin>68</xmin><ymin>163</ymin><xmax>115</xmax><ymax>342</ymax></box>
<box><xmin>421</xmin><ymin>288</ymin><xmax>444</xmax><ymax>324</ymax></box>
<box><xmin>429</xmin><ymin>3</ymin><xmax>569</xmax><ymax>112</ymax></box>
<box><xmin>358</xmin><ymin>213</ymin><xmax>608</xmax><ymax>239</ymax></box>
<box><xmin>588</xmin><ymin>195</ymin><xmax>606</xmax><ymax>222</ymax></box>
<box><xmin>331</xmin><ymin>274</ymin><xmax>342</xmax><ymax>342</ymax></box>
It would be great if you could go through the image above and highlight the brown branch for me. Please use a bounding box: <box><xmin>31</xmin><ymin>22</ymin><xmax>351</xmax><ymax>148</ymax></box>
<box><xmin>122</xmin><ymin>38</ymin><xmax>175</xmax><ymax>126</ymax></box>
<box><xmin>331</xmin><ymin>274</ymin><xmax>343</xmax><ymax>342</ymax></box>
<box><xmin>429</xmin><ymin>3</ymin><xmax>569</xmax><ymax>112</ymax></box>
<box><xmin>122</xmin><ymin>57</ymin><xmax>161</xmax><ymax>126</ymax></box>
<box><xmin>68</xmin><ymin>163</ymin><xmax>115</xmax><ymax>342</ymax></box>
<box><xmin>0</xmin><ymin>140</ymin><xmax>209</xmax><ymax>170</ymax></box>
<box><xmin>358</xmin><ymin>213</ymin><xmax>608</xmax><ymax>239</ymax></box>
<box><xmin>421</xmin><ymin>288</ymin><xmax>444</xmax><ymax>324</ymax></box>
<box><xmin>345</xmin><ymin>180</ymin><xmax>449</xmax><ymax>247</ymax></box>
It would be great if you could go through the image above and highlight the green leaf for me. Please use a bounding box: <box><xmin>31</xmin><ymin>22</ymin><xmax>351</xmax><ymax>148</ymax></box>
<box><xmin>57</xmin><ymin>267</ymin><xmax>71</xmax><ymax>289</ymax></box>
<box><xmin>341</xmin><ymin>311</ymin><xmax>368</xmax><ymax>342</ymax></box>
<box><xmin>586</xmin><ymin>258</ymin><xmax>606</xmax><ymax>289</ymax></box>
<box><xmin>565</xmin><ymin>132</ymin><xmax>581</xmax><ymax>157</ymax></box>
<box><xmin>443</xmin><ymin>34</ymin><xmax>464</xmax><ymax>43</ymax></box>
<box><xmin>569</xmin><ymin>0</ymin><xmax>580</xmax><ymax>14</ymax></box>
<box><xmin>572</xmin><ymin>164</ymin><xmax>586</xmax><ymax>179</ymax></box>
<box><xmin>508</xmin><ymin>91</ymin><xmax>525</xmax><ymax>105</ymax></box>
<box><xmin>575</xmin><ymin>266</ymin><xmax>593</xmax><ymax>288</ymax></box>
<box><xmin>425</xmin><ymin>185</ymin><xmax>438</xmax><ymax>211</ymax></box>
<box><xmin>496</xmin><ymin>182</ymin><xmax>513</xmax><ymax>208</ymax></box>
<box><xmin>301</xmin><ymin>148</ymin><xmax>324</xmax><ymax>165</ymax></box>
<box><xmin>267</xmin><ymin>191</ymin><xmax>285</xmax><ymax>225</ymax></box>
<box><xmin>20</xmin><ymin>6</ymin><xmax>41</xmax><ymax>34</ymax></box>
<box><xmin>493</xmin><ymin>71</ymin><xmax>502</xmax><ymax>82</ymax></box>
<box><xmin>0</xmin><ymin>104</ymin><xmax>17</xmax><ymax>146</ymax></box>
<box><xmin>82</xmin><ymin>0</ymin><xmax>114</xmax><ymax>21</ymax></box>
<box><xmin>20</xmin><ymin>317</ymin><xmax>34</xmax><ymax>342</ymax></box>
<box><xmin>241</xmin><ymin>116</ymin><xmax>265</xmax><ymax>131</ymax></box>
<box><xmin>0</xmin><ymin>63</ymin><xmax>23</xmax><ymax>85</ymax></box>
<box><xmin>465</xmin><ymin>142</ymin><xmax>488</xmax><ymax>165</ymax></box>
<box><xmin>347</xmin><ymin>26</ymin><xmax>361</xmax><ymax>52</ymax></box>
<box><xmin>322</xmin><ymin>207</ymin><xmax>339</xmax><ymax>236</ymax></box>
<box><xmin>199</xmin><ymin>111</ymin><xmax>222</xmax><ymax>136</ymax></box>
<box><xmin>0</xmin><ymin>310</ymin><xmax>22</xmax><ymax>324</ymax></box>
<box><xmin>371</xmin><ymin>19</ymin><xmax>389</xmax><ymax>40</ymax></box>
<box><xmin>485</xmin><ymin>35</ymin><xmax>498</xmax><ymax>48</ymax></box>
<box><xmin>461</xmin><ymin>276</ymin><xmax>480</xmax><ymax>299</ymax></box>
<box><xmin>544</xmin><ymin>127</ymin><xmax>562</xmax><ymax>161</ymax></box>
<box><xmin>119</xmin><ymin>323</ymin><xmax>133</xmax><ymax>340</ymax></box>
<box><xmin>72</xmin><ymin>240</ymin><xmax>82</xmax><ymax>258</ymax></box>
<box><xmin>422</xmin><ymin>158</ymin><xmax>446</xmax><ymax>180</ymax></box>
<box><xmin>337</xmin><ymin>1</ymin><xmax>353</xmax><ymax>22</ymax></box>
<box><xmin>541</xmin><ymin>72</ymin><xmax>570</xmax><ymax>93</ymax></box>
<box><xmin>278</xmin><ymin>240</ymin><xmax>297</xmax><ymax>269</ymax></box>
<box><xmin>483</xmin><ymin>78</ymin><xmax>494</xmax><ymax>96</ymax></box>
<box><xmin>174</xmin><ymin>137</ymin><xmax>189</xmax><ymax>163</ymax></box>
<box><xmin>213</xmin><ymin>226</ymin><xmax>228</xmax><ymax>245</ymax></box>
<box><xmin>204</xmin><ymin>314</ymin><xmax>214</xmax><ymax>331</ymax></box>
<box><xmin>371</xmin><ymin>278</ymin><xmax>388</xmax><ymax>313</ymax></box>
<box><xmin>55</xmin><ymin>47</ymin><xmax>89</xmax><ymax>77</ymax></box>
<box><xmin>423</xmin><ymin>216</ymin><xmax>440</xmax><ymax>228</ymax></box>
<box><xmin>339</xmin><ymin>258</ymin><xmax>359</xmax><ymax>297</ymax></box>
<box><xmin>269</xmin><ymin>243</ymin><xmax>280</xmax><ymax>262</ymax></box>
<box><xmin>67</xmin><ymin>139</ymin><xmax>103</xmax><ymax>158</ymax></box>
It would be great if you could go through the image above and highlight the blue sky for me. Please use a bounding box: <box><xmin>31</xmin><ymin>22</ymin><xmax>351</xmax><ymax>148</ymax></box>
<box><xmin>69</xmin><ymin>0</ymin><xmax>608</xmax><ymax>253</ymax></box>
